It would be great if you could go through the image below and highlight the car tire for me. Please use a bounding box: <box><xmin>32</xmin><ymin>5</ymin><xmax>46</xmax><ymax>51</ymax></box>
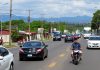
<box><xmin>41</xmin><ymin>55</ymin><xmax>45</xmax><ymax>60</ymax></box>
<box><xmin>87</xmin><ymin>46</ymin><xmax>89</xmax><ymax>49</ymax></box>
<box><xmin>45</xmin><ymin>53</ymin><xmax>48</xmax><ymax>58</ymax></box>
<box><xmin>19</xmin><ymin>57</ymin><xmax>24</xmax><ymax>61</ymax></box>
<box><xmin>53</xmin><ymin>39</ymin><xmax>55</xmax><ymax>41</ymax></box>
<box><xmin>9</xmin><ymin>63</ymin><xmax>14</xmax><ymax>70</ymax></box>
<box><xmin>65</xmin><ymin>40</ymin><xmax>67</xmax><ymax>43</ymax></box>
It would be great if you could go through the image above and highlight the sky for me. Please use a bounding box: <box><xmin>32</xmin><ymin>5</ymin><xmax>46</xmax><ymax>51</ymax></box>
<box><xmin>0</xmin><ymin>0</ymin><xmax>100</xmax><ymax>18</ymax></box>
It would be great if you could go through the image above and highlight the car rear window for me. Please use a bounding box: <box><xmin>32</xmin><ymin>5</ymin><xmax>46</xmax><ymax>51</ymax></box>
<box><xmin>23</xmin><ymin>41</ymin><xmax>42</xmax><ymax>48</ymax></box>
<box><xmin>89</xmin><ymin>37</ymin><xmax>100</xmax><ymax>40</ymax></box>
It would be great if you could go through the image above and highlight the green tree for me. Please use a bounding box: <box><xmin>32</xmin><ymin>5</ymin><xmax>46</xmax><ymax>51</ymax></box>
<box><xmin>91</xmin><ymin>10</ymin><xmax>100</xmax><ymax>30</ymax></box>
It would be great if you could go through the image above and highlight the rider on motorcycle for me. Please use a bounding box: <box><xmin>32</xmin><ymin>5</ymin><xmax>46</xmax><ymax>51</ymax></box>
<box><xmin>71</xmin><ymin>39</ymin><xmax>82</xmax><ymax>61</ymax></box>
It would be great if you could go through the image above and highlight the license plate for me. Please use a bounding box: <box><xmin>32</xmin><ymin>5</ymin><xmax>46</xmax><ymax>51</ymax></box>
<box><xmin>27</xmin><ymin>54</ymin><xmax>32</xmax><ymax>57</ymax></box>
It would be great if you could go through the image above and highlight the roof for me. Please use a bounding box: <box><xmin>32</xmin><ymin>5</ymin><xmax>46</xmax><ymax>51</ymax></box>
<box><xmin>19</xmin><ymin>31</ymin><xmax>37</xmax><ymax>35</ymax></box>
<box><xmin>0</xmin><ymin>30</ymin><xmax>10</xmax><ymax>35</ymax></box>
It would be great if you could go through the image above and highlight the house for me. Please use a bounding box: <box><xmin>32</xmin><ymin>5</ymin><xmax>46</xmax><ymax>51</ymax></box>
<box><xmin>19</xmin><ymin>31</ymin><xmax>37</xmax><ymax>41</ymax></box>
<box><xmin>0</xmin><ymin>30</ymin><xmax>10</xmax><ymax>42</ymax></box>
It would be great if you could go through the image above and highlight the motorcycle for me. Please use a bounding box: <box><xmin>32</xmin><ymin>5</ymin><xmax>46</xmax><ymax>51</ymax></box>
<box><xmin>72</xmin><ymin>50</ymin><xmax>81</xmax><ymax>65</ymax></box>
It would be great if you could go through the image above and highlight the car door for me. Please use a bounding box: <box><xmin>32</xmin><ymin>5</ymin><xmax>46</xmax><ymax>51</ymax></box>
<box><xmin>0</xmin><ymin>48</ymin><xmax>10</xmax><ymax>70</ymax></box>
<box><xmin>0</xmin><ymin>57</ymin><xmax>5</xmax><ymax>70</ymax></box>
<box><xmin>0</xmin><ymin>47</ymin><xmax>7</xmax><ymax>70</ymax></box>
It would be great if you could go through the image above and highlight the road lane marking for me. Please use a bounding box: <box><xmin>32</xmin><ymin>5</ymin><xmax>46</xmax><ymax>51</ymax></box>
<box><xmin>48</xmin><ymin>62</ymin><xmax>57</xmax><ymax>68</ymax></box>
<box><xmin>59</xmin><ymin>53</ymin><xmax>65</xmax><ymax>58</ymax></box>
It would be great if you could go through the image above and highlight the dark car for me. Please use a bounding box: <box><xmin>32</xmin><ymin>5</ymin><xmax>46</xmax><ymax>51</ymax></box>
<box><xmin>73</xmin><ymin>34</ymin><xmax>81</xmax><ymax>39</ymax></box>
<box><xmin>64</xmin><ymin>34</ymin><xmax>74</xmax><ymax>42</ymax></box>
<box><xmin>53</xmin><ymin>34</ymin><xmax>61</xmax><ymax>41</ymax></box>
<box><xmin>19</xmin><ymin>40</ymin><xmax>48</xmax><ymax>61</ymax></box>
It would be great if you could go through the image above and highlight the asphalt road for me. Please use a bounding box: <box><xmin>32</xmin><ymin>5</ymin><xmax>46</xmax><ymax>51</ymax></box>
<box><xmin>9</xmin><ymin>38</ymin><xmax>100</xmax><ymax>70</ymax></box>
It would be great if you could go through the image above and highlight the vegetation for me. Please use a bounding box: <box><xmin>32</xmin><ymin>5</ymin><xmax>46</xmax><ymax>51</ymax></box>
<box><xmin>91</xmin><ymin>10</ymin><xmax>100</xmax><ymax>30</ymax></box>
<box><xmin>1</xmin><ymin>20</ymin><xmax>89</xmax><ymax>34</ymax></box>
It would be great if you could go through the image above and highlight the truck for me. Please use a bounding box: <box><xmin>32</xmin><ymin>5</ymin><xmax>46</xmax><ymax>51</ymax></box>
<box><xmin>82</xmin><ymin>27</ymin><xmax>91</xmax><ymax>39</ymax></box>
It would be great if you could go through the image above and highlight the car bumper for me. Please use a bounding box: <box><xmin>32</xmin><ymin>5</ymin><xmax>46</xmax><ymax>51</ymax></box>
<box><xmin>65</xmin><ymin>38</ymin><xmax>73</xmax><ymax>41</ymax></box>
<box><xmin>87</xmin><ymin>45</ymin><xmax>100</xmax><ymax>48</ymax></box>
<box><xmin>19</xmin><ymin>53</ymin><xmax>43</xmax><ymax>58</ymax></box>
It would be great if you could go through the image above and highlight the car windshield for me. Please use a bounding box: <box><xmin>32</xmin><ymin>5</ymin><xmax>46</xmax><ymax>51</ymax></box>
<box><xmin>89</xmin><ymin>37</ymin><xmax>100</xmax><ymax>40</ymax></box>
<box><xmin>74</xmin><ymin>34</ymin><xmax>80</xmax><ymax>36</ymax></box>
<box><xmin>67</xmin><ymin>34</ymin><xmax>73</xmax><ymax>36</ymax></box>
<box><xmin>23</xmin><ymin>41</ymin><xmax>42</xmax><ymax>48</ymax></box>
<box><xmin>54</xmin><ymin>34</ymin><xmax>60</xmax><ymax>36</ymax></box>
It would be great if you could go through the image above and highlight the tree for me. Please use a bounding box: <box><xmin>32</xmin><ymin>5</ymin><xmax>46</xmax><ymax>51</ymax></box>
<box><xmin>91</xmin><ymin>10</ymin><xmax>100</xmax><ymax>30</ymax></box>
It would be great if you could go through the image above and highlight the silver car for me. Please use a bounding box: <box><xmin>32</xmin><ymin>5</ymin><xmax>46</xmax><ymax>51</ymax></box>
<box><xmin>0</xmin><ymin>46</ymin><xmax>14</xmax><ymax>70</ymax></box>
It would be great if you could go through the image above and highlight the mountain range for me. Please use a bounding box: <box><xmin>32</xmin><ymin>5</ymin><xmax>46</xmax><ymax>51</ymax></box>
<box><xmin>0</xmin><ymin>15</ymin><xmax>92</xmax><ymax>24</ymax></box>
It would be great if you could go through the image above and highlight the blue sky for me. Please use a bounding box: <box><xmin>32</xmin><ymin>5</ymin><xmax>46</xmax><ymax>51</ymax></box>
<box><xmin>0</xmin><ymin>0</ymin><xmax>100</xmax><ymax>18</ymax></box>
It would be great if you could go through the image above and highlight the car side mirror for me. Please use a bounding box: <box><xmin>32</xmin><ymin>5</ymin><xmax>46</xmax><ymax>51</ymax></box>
<box><xmin>0</xmin><ymin>56</ymin><xmax>4</xmax><ymax>60</ymax></box>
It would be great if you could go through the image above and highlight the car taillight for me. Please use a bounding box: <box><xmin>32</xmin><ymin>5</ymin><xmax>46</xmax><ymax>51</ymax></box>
<box><xmin>36</xmin><ymin>48</ymin><xmax>42</xmax><ymax>53</ymax></box>
<box><xmin>19</xmin><ymin>48</ymin><xmax>24</xmax><ymax>53</ymax></box>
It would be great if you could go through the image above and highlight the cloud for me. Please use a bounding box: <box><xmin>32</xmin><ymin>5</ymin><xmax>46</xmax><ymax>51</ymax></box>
<box><xmin>0</xmin><ymin>0</ymin><xmax>100</xmax><ymax>17</ymax></box>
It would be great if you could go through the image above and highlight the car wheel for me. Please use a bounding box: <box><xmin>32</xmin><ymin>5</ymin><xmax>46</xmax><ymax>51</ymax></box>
<box><xmin>9</xmin><ymin>63</ymin><xmax>14</xmax><ymax>70</ymax></box>
<box><xmin>41</xmin><ymin>54</ymin><xmax>45</xmax><ymax>60</ymax></box>
<box><xmin>45</xmin><ymin>52</ymin><xmax>48</xmax><ymax>58</ymax></box>
<box><xmin>65</xmin><ymin>40</ymin><xmax>67</xmax><ymax>43</ymax></box>
<box><xmin>87</xmin><ymin>46</ymin><xmax>89</xmax><ymax>49</ymax></box>
<box><xmin>53</xmin><ymin>39</ymin><xmax>55</xmax><ymax>41</ymax></box>
<box><xmin>19</xmin><ymin>57</ymin><xmax>24</xmax><ymax>61</ymax></box>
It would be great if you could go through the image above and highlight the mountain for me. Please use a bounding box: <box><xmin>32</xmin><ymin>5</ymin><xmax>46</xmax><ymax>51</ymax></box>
<box><xmin>0</xmin><ymin>15</ymin><xmax>92</xmax><ymax>23</ymax></box>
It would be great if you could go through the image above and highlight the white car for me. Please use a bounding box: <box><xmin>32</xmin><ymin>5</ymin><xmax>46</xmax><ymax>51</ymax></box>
<box><xmin>61</xmin><ymin>34</ymin><xmax>66</xmax><ymax>38</ymax></box>
<box><xmin>87</xmin><ymin>36</ymin><xmax>100</xmax><ymax>49</ymax></box>
<box><xmin>0</xmin><ymin>46</ymin><xmax>14</xmax><ymax>70</ymax></box>
<box><xmin>83</xmin><ymin>33</ymin><xmax>91</xmax><ymax>39</ymax></box>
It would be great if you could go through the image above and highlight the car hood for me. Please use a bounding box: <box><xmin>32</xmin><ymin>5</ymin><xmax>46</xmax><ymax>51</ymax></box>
<box><xmin>88</xmin><ymin>40</ymin><xmax>100</xmax><ymax>43</ymax></box>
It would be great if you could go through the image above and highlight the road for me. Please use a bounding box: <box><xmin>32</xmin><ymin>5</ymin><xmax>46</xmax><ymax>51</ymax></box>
<box><xmin>9</xmin><ymin>38</ymin><xmax>100</xmax><ymax>70</ymax></box>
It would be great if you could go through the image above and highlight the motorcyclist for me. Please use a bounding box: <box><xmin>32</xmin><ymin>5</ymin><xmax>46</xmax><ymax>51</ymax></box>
<box><xmin>71</xmin><ymin>39</ymin><xmax>82</xmax><ymax>61</ymax></box>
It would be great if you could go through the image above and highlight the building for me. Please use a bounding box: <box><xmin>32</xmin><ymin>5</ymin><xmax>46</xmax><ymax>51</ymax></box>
<box><xmin>0</xmin><ymin>30</ymin><xmax>10</xmax><ymax>43</ymax></box>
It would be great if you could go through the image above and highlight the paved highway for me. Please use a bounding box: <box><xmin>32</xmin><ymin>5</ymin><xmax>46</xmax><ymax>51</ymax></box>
<box><xmin>9</xmin><ymin>38</ymin><xmax>100</xmax><ymax>70</ymax></box>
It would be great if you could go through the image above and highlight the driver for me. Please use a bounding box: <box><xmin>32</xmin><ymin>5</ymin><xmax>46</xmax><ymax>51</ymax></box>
<box><xmin>71</xmin><ymin>39</ymin><xmax>82</xmax><ymax>61</ymax></box>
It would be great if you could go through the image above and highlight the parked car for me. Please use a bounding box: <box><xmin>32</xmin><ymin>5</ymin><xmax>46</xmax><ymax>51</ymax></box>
<box><xmin>64</xmin><ymin>34</ymin><xmax>74</xmax><ymax>42</ymax></box>
<box><xmin>0</xmin><ymin>46</ymin><xmax>14</xmax><ymax>70</ymax></box>
<box><xmin>87</xmin><ymin>36</ymin><xmax>100</xmax><ymax>49</ymax></box>
<box><xmin>19</xmin><ymin>40</ymin><xmax>48</xmax><ymax>61</ymax></box>
<box><xmin>53</xmin><ymin>34</ymin><xmax>61</xmax><ymax>41</ymax></box>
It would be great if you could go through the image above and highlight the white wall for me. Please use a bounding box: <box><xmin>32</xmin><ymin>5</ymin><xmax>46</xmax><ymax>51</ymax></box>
<box><xmin>2</xmin><ymin>35</ymin><xmax>9</xmax><ymax>42</ymax></box>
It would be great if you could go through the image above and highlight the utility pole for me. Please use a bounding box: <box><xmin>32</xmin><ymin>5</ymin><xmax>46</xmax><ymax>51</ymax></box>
<box><xmin>9</xmin><ymin>0</ymin><xmax>12</xmax><ymax>46</ymax></box>
<box><xmin>28</xmin><ymin>9</ymin><xmax>31</xmax><ymax>41</ymax></box>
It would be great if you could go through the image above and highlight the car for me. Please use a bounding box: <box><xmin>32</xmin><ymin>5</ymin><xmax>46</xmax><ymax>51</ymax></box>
<box><xmin>61</xmin><ymin>34</ymin><xmax>66</xmax><ymax>38</ymax></box>
<box><xmin>64</xmin><ymin>34</ymin><xmax>74</xmax><ymax>42</ymax></box>
<box><xmin>83</xmin><ymin>33</ymin><xmax>91</xmax><ymax>39</ymax></box>
<box><xmin>73</xmin><ymin>34</ymin><xmax>81</xmax><ymax>39</ymax></box>
<box><xmin>53</xmin><ymin>34</ymin><xmax>61</xmax><ymax>41</ymax></box>
<box><xmin>87</xmin><ymin>36</ymin><xmax>100</xmax><ymax>49</ymax></box>
<box><xmin>19</xmin><ymin>40</ymin><xmax>48</xmax><ymax>61</ymax></box>
<box><xmin>0</xmin><ymin>46</ymin><xmax>14</xmax><ymax>70</ymax></box>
